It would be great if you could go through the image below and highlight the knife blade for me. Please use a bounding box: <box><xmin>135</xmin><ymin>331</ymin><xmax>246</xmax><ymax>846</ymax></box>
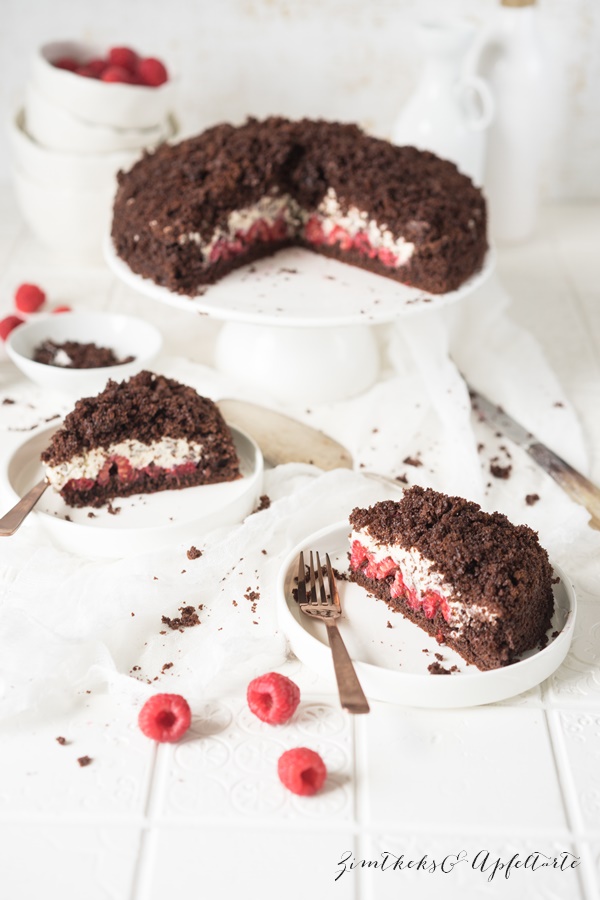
<box><xmin>469</xmin><ymin>386</ymin><xmax>600</xmax><ymax>529</ymax></box>
<box><xmin>217</xmin><ymin>398</ymin><xmax>353</xmax><ymax>471</ymax></box>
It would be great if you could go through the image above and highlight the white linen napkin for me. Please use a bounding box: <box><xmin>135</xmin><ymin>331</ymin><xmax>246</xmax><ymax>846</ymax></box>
<box><xmin>0</xmin><ymin>272</ymin><xmax>598</xmax><ymax>721</ymax></box>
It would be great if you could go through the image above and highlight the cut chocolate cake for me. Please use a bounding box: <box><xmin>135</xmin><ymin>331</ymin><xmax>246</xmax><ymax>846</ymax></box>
<box><xmin>111</xmin><ymin>117</ymin><xmax>487</xmax><ymax>297</ymax></box>
<box><xmin>41</xmin><ymin>370</ymin><xmax>240</xmax><ymax>508</ymax></box>
<box><xmin>348</xmin><ymin>486</ymin><xmax>554</xmax><ymax>671</ymax></box>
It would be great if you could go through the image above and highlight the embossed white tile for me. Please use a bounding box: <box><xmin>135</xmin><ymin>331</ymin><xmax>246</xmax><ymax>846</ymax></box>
<box><xmin>0</xmin><ymin>823</ymin><xmax>140</xmax><ymax>900</ymax></box>
<box><xmin>355</xmin><ymin>833</ymin><xmax>584</xmax><ymax>900</ymax></box>
<box><xmin>547</xmin><ymin>602</ymin><xmax>600</xmax><ymax>706</ymax></box>
<box><xmin>155</xmin><ymin>695</ymin><xmax>354</xmax><ymax>822</ymax></box>
<box><xmin>0</xmin><ymin>693</ymin><xmax>154</xmax><ymax>817</ymax></box>
<box><xmin>357</xmin><ymin>704</ymin><xmax>567</xmax><ymax>831</ymax></box>
<box><xmin>146</xmin><ymin>825</ymin><xmax>357</xmax><ymax>900</ymax></box>
<box><xmin>555</xmin><ymin>711</ymin><xmax>600</xmax><ymax>832</ymax></box>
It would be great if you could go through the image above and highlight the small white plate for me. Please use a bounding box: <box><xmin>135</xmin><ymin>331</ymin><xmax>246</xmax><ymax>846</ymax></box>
<box><xmin>6</xmin><ymin>312</ymin><xmax>162</xmax><ymax>398</ymax></box>
<box><xmin>1</xmin><ymin>424</ymin><xmax>263</xmax><ymax>558</ymax></box>
<box><xmin>276</xmin><ymin>522</ymin><xmax>577</xmax><ymax>708</ymax></box>
<box><xmin>104</xmin><ymin>238</ymin><xmax>495</xmax><ymax>327</ymax></box>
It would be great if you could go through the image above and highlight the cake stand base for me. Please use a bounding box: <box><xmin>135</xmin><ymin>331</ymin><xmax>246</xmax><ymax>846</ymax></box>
<box><xmin>214</xmin><ymin>321</ymin><xmax>380</xmax><ymax>403</ymax></box>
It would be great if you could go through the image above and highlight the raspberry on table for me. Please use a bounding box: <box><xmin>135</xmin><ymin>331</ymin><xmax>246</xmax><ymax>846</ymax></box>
<box><xmin>0</xmin><ymin>315</ymin><xmax>25</xmax><ymax>341</ymax></box>
<box><xmin>14</xmin><ymin>283</ymin><xmax>46</xmax><ymax>314</ymax></box>
<box><xmin>138</xmin><ymin>57</ymin><xmax>169</xmax><ymax>87</ymax></box>
<box><xmin>277</xmin><ymin>747</ymin><xmax>327</xmax><ymax>796</ymax></box>
<box><xmin>247</xmin><ymin>672</ymin><xmax>300</xmax><ymax>725</ymax></box>
<box><xmin>138</xmin><ymin>693</ymin><xmax>191</xmax><ymax>742</ymax></box>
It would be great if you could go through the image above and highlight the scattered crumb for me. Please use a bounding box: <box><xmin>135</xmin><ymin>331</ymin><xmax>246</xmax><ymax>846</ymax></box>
<box><xmin>395</xmin><ymin>473</ymin><xmax>408</xmax><ymax>484</ymax></box>
<box><xmin>525</xmin><ymin>493</ymin><xmax>540</xmax><ymax>506</ymax></box>
<box><xmin>44</xmin><ymin>414</ymin><xmax>60</xmax><ymax>423</ymax></box>
<box><xmin>403</xmin><ymin>456</ymin><xmax>422</xmax><ymax>467</ymax></box>
<box><xmin>161</xmin><ymin>605</ymin><xmax>201</xmax><ymax>630</ymax></box>
<box><xmin>2</xmin><ymin>398</ymin><xmax>15</xmax><ymax>405</ymax></box>
<box><xmin>252</xmin><ymin>494</ymin><xmax>271</xmax><ymax>513</ymax></box>
<box><xmin>131</xmin><ymin>612</ymin><xmax>135</xmax><ymax>617</ymax></box>
<box><xmin>64</xmin><ymin>515</ymin><xmax>72</xmax><ymax>522</ymax></box>
<box><xmin>153</xmin><ymin>576</ymin><xmax>158</xmax><ymax>581</ymax></box>
<box><xmin>187</xmin><ymin>545</ymin><xmax>202</xmax><ymax>560</ymax></box>
<box><xmin>161</xmin><ymin>662</ymin><xmax>173</xmax><ymax>673</ymax></box>
<box><xmin>428</xmin><ymin>662</ymin><xmax>452</xmax><ymax>675</ymax></box>
<box><xmin>77</xmin><ymin>756</ymin><xmax>92</xmax><ymax>767</ymax></box>
<box><xmin>490</xmin><ymin>463</ymin><xmax>512</xmax><ymax>479</ymax></box>
<box><xmin>553</xmin><ymin>401</ymin><xmax>564</xmax><ymax>408</ymax></box>
<box><xmin>56</xmin><ymin>736</ymin><xmax>68</xmax><ymax>745</ymax></box>
<box><xmin>386</xmin><ymin>621</ymin><xmax>392</xmax><ymax>629</ymax></box>
<box><xmin>107</xmin><ymin>501</ymin><xmax>121</xmax><ymax>515</ymax></box>
<box><xmin>261</xmin><ymin>549</ymin><xmax>267</xmax><ymax>555</ymax></box>
<box><xmin>87</xmin><ymin>511</ymin><xmax>96</xmax><ymax>519</ymax></box>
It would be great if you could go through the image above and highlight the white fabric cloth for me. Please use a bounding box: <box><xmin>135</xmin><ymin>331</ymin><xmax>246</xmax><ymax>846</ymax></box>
<box><xmin>0</xmin><ymin>273</ymin><xmax>598</xmax><ymax>720</ymax></box>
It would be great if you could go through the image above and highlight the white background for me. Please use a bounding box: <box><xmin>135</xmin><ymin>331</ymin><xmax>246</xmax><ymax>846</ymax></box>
<box><xmin>1</xmin><ymin>0</ymin><xmax>599</xmax><ymax>198</ymax></box>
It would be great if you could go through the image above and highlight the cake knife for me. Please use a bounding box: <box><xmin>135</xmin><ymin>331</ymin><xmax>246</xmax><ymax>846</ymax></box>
<box><xmin>469</xmin><ymin>386</ymin><xmax>600</xmax><ymax>530</ymax></box>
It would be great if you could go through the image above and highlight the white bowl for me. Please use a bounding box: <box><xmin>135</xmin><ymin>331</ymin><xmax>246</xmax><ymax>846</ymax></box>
<box><xmin>24</xmin><ymin>82</ymin><xmax>176</xmax><ymax>154</ymax></box>
<box><xmin>12</xmin><ymin>164</ymin><xmax>117</xmax><ymax>258</ymax></box>
<box><xmin>31</xmin><ymin>41</ymin><xmax>176</xmax><ymax>129</ymax></box>
<box><xmin>9</xmin><ymin>108</ymin><xmax>142</xmax><ymax>190</ymax></box>
<box><xmin>6</xmin><ymin>312</ymin><xmax>163</xmax><ymax>397</ymax></box>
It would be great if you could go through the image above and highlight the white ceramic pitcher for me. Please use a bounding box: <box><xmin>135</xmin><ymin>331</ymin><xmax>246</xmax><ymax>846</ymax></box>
<box><xmin>391</xmin><ymin>20</ymin><xmax>494</xmax><ymax>185</ymax></box>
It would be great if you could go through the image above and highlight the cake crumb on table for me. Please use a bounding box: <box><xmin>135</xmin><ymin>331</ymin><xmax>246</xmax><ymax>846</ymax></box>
<box><xmin>77</xmin><ymin>755</ymin><xmax>93</xmax><ymax>767</ymax></box>
<box><xmin>186</xmin><ymin>545</ymin><xmax>202</xmax><ymax>560</ymax></box>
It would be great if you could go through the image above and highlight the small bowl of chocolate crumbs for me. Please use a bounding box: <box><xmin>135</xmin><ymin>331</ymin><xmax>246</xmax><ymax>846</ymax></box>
<box><xmin>6</xmin><ymin>311</ymin><xmax>162</xmax><ymax>397</ymax></box>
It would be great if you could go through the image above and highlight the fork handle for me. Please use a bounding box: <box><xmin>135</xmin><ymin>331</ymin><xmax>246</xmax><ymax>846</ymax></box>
<box><xmin>325</xmin><ymin>619</ymin><xmax>370</xmax><ymax>714</ymax></box>
<box><xmin>0</xmin><ymin>479</ymin><xmax>48</xmax><ymax>537</ymax></box>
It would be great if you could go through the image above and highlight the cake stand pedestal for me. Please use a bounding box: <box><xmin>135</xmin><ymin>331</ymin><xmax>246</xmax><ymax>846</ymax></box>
<box><xmin>105</xmin><ymin>241</ymin><xmax>494</xmax><ymax>404</ymax></box>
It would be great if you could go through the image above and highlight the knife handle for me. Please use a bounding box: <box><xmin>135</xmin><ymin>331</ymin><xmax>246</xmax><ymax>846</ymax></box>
<box><xmin>528</xmin><ymin>443</ymin><xmax>600</xmax><ymax>530</ymax></box>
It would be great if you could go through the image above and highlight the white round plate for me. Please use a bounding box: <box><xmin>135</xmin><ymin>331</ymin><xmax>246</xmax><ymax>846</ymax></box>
<box><xmin>277</xmin><ymin>522</ymin><xmax>577</xmax><ymax>708</ymax></box>
<box><xmin>1</xmin><ymin>425</ymin><xmax>263</xmax><ymax>558</ymax></box>
<box><xmin>104</xmin><ymin>236</ymin><xmax>495</xmax><ymax>327</ymax></box>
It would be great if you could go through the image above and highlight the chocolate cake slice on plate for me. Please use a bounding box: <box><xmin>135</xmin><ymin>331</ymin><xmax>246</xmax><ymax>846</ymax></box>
<box><xmin>348</xmin><ymin>486</ymin><xmax>554</xmax><ymax>670</ymax></box>
<box><xmin>41</xmin><ymin>370</ymin><xmax>240</xmax><ymax>508</ymax></box>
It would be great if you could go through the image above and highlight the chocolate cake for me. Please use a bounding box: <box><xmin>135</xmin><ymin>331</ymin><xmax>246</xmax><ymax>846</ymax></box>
<box><xmin>349</xmin><ymin>486</ymin><xmax>554</xmax><ymax>671</ymax></box>
<box><xmin>33</xmin><ymin>339</ymin><xmax>134</xmax><ymax>369</ymax></box>
<box><xmin>41</xmin><ymin>370</ymin><xmax>240</xmax><ymax>508</ymax></box>
<box><xmin>111</xmin><ymin>117</ymin><xmax>487</xmax><ymax>296</ymax></box>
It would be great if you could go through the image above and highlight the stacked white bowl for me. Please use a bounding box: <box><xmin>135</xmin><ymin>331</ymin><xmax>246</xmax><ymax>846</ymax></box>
<box><xmin>8</xmin><ymin>41</ymin><xmax>178</xmax><ymax>259</ymax></box>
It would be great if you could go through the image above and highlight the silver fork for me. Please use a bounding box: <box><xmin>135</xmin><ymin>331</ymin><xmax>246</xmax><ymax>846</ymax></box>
<box><xmin>297</xmin><ymin>550</ymin><xmax>370</xmax><ymax>715</ymax></box>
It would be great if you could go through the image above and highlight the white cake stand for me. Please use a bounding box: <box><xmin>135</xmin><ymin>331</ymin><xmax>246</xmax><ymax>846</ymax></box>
<box><xmin>104</xmin><ymin>238</ymin><xmax>495</xmax><ymax>402</ymax></box>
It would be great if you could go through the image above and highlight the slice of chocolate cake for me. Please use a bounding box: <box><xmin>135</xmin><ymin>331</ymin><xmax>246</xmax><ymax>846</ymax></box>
<box><xmin>41</xmin><ymin>371</ymin><xmax>240</xmax><ymax>508</ymax></box>
<box><xmin>348</xmin><ymin>486</ymin><xmax>554</xmax><ymax>671</ymax></box>
<box><xmin>111</xmin><ymin>117</ymin><xmax>487</xmax><ymax>297</ymax></box>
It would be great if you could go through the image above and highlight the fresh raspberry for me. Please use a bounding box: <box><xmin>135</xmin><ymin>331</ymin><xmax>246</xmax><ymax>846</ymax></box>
<box><xmin>137</xmin><ymin>57</ymin><xmax>169</xmax><ymax>87</ymax></box>
<box><xmin>65</xmin><ymin>477</ymin><xmax>95</xmax><ymax>493</ymax></box>
<box><xmin>422</xmin><ymin>592</ymin><xmax>440</xmax><ymax>620</ymax></box>
<box><xmin>364</xmin><ymin>555</ymin><xmax>396</xmax><ymax>580</ymax></box>
<box><xmin>114</xmin><ymin>455</ymin><xmax>137</xmax><ymax>483</ymax></box>
<box><xmin>76</xmin><ymin>58</ymin><xmax>107</xmax><ymax>78</ymax></box>
<box><xmin>304</xmin><ymin>216</ymin><xmax>325</xmax><ymax>245</ymax></box>
<box><xmin>101</xmin><ymin>65</ymin><xmax>135</xmax><ymax>84</ymax></box>
<box><xmin>138</xmin><ymin>693</ymin><xmax>191</xmax><ymax>742</ymax></box>
<box><xmin>51</xmin><ymin>305</ymin><xmax>72</xmax><ymax>314</ymax></box>
<box><xmin>247</xmin><ymin>672</ymin><xmax>300</xmax><ymax>725</ymax></box>
<box><xmin>352</xmin><ymin>231</ymin><xmax>377</xmax><ymax>258</ymax></box>
<box><xmin>108</xmin><ymin>46</ymin><xmax>139</xmax><ymax>74</ymax></box>
<box><xmin>53</xmin><ymin>56</ymin><xmax>78</xmax><ymax>72</ymax></box>
<box><xmin>377</xmin><ymin>247</ymin><xmax>398</xmax><ymax>267</ymax></box>
<box><xmin>0</xmin><ymin>314</ymin><xmax>25</xmax><ymax>341</ymax></box>
<box><xmin>269</xmin><ymin>217</ymin><xmax>288</xmax><ymax>241</ymax></box>
<box><xmin>389</xmin><ymin>569</ymin><xmax>406</xmax><ymax>599</ymax></box>
<box><xmin>277</xmin><ymin>747</ymin><xmax>326</xmax><ymax>796</ymax></box>
<box><xmin>246</xmin><ymin>219</ymin><xmax>271</xmax><ymax>244</ymax></box>
<box><xmin>349</xmin><ymin>540</ymin><xmax>368</xmax><ymax>569</ymax></box>
<box><xmin>326</xmin><ymin>224</ymin><xmax>353</xmax><ymax>251</ymax></box>
<box><xmin>14</xmin><ymin>282</ymin><xmax>46</xmax><ymax>313</ymax></box>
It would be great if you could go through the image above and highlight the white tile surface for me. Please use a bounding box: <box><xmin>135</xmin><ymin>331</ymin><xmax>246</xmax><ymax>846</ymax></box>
<box><xmin>358</xmin><ymin>705</ymin><xmax>567</xmax><ymax>832</ymax></box>
<box><xmin>0</xmin><ymin>190</ymin><xmax>599</xmax><ymax>900</ymax></box>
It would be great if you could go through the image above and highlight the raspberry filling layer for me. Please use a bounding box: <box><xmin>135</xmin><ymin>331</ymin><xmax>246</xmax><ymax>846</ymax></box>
<box><xmin>350</xmin><ymin>538</ymin><xmax>451</xmax><ymax>622</ymax></box>
<box><xmin>62</xmin><ymin>456</ymin><xmax>201</xmax><ymax>496</ymax></box>
<box><xmin>206</xmin><ymin>214</ymin><xmax>404</xmax><ymax>269</ymax></box>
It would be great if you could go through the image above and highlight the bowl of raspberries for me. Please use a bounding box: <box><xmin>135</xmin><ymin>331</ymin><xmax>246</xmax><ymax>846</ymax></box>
<box><xmin>31</xmin><ymin>41</ymin><xmax>175</xmax><ymax>130</ymax></box>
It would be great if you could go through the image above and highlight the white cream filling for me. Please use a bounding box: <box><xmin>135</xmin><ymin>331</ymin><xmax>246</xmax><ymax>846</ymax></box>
<box><xmin>316</xmin><ymin>188</ymin><xmax>415</xmax><ymax>265</ymax></box>
<box><xmin>352</xmin><ymin>528</ymin><xmax>498</xmax><ymax>632</ymax></box>
<box><xmin>174</xmin><ymin>188</ymin><xmax>415</xmax><ymax>267</ymax></box>
<box><xmin>46</xmin><ymin>437</ymin><xmax>206</xmax><ymax>490</ymax></box>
